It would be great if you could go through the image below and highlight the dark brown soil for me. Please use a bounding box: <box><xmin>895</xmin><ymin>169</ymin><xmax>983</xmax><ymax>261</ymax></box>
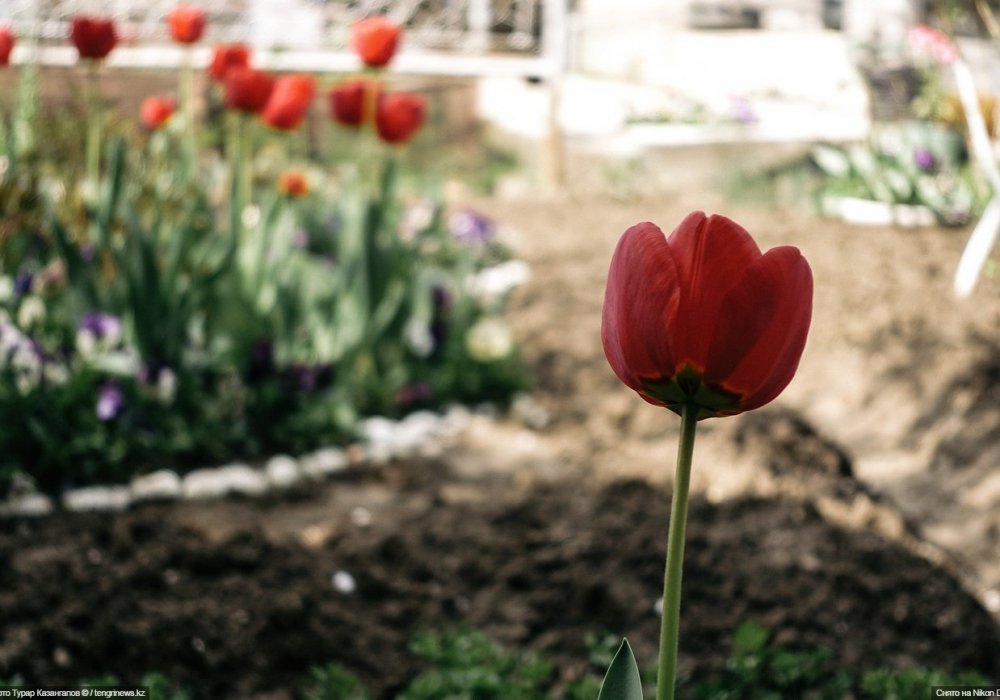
<box><xmin>1</xmin><ymin>457</ymin><xmax>997</xmax><ymax>698</ymax></box>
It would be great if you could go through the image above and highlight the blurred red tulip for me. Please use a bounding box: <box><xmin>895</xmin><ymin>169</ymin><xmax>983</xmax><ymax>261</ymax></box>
<box><xmin>0</xmin><ymin>27</ymin><xmax>15</xmax><ymax>66</ymax></box>
<box><xmin>70</xmin><ymin>16</ymin><xmax>118</xmax><ymax>60</ymax></box>
<box><xmin>224</xmin><ymin>67</ymin><xmax>275</xmax><ymax>114</ymax></box>
<box><xmin>277</xmin><ymin>171</ymin><xmax>309</xmax><ymax>198</ymax></box>
<box><xmin>140</xmin><ymin>96</ymin><xmax>176</xmax><ymax>130</ymax></box>
<box><xmin>602</xmin><ymin>212</ymin><xmax>813</xmax><ymax>418</ymax></box>
<box><xmin>261</xmin><ymin>74</ymin><xmax>316</xmax><ymax>130</ymax></box>
<box><xmin>168</xmin><ymin>4</ymin><xmax>206</xmax><ymax>44</ymax></box>
<box><xmin>352</xmin><ymin>16</ymin><xmax>401</xmax><ymax>68</ymax></box>
<box><xmin>375</xmin><ymin>92</ymin><xmax>426</xmax><ymax>144</ymax></box>
<box><xmin>208</xmin><ymin>43</ymin><xmax>250</xmax><ymax>83</ymax></box>
<box><xmin>328</xmin><ymin>79</ymin><xmax>375</xmax><ymax>127</ymax></box>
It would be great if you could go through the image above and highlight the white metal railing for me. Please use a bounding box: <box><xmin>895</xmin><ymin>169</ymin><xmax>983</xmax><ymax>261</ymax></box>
<box><xmin>0</xmin><ymin>0</ymin><xmax>569</xmax><ymax>79</ymax></box>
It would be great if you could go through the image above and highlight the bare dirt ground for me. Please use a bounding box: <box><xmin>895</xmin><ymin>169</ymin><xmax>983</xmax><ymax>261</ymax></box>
<box><xmin>3</xmin><ymin>184</ymin><xmax>1000</xmax><ymax>696</ymax></box>
<box><xmin>468</xmin><ymin>187</ymin><xmax>1000</xmax><ymax>607</ymax></box>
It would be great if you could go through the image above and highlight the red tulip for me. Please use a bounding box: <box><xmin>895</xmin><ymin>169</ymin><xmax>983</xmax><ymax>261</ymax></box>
<box><xmin>0</xmin><ymin>27</ymin><xmax>15</xmax><ymax>66</ymax></box>
<box><xmin>601</xmin><ymin>212</ymin><xmax>812</xmax><ymax>418</ymax></box>
<box><xmin>208</xmin><ymin>43</ymin><xmax>250</xmax><ymax>83</ymax></box>
<box><xmin>70</xmin><ymin>16</ymin><xmax>118</xmax><ymax>60</ymax></box>
<box><xmin>328</xmin><ymin>79</ymin><xmax>375</xmax><ymax>127</ymax></box>
<box><xmin>375</xmin><ymin>92</ymin><xmax>425</xmax><ymax>144</ymax></box>
<box><xmin>224</xmin><ymin>67</ymin><xmax>275</xmax><ymax>114</ymax></box>
<box><xmin>140</xmin><ymin>96</ymin><xmax>176</xmax><ymax>130</ymax></box>
<box><xmin>261</xmin><ymin>74</ymin><xmax>315</xmax><ymax>130</ymax></box>
<box><xmin>167</xmin><ymin>4</ymin><xmax>206</xmax><ymax>45</ymax></box>
<box><xmin>352</xmin><ymin>16</ymin><xmax>401</xmax><ymax>68</ymax></box>
<box><xmin>277</xmin><ymin>171</ymin><xmax>309</xmax><ymax>198</ymax></box>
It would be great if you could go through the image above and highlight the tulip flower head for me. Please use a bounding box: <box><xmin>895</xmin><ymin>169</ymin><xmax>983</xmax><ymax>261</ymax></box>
<box><xmin>224</xmin><ymin>66</ymin><xmax>275</xmax><ymax>114</ymax></box>
<box><xmin>328</xmin><ymin>79</ymin><xmax>374</xmax><ymax>127</ymax></box>
<box><xmin>261</xmin><ymin>74</ymin><xmax>316</xmax><ymax>130</ymax></box>
<box><xmin>277</xmin><ymin>171</ymin><xmax>309</xmax><ymax>198</ymax></box>
<box><xmin>140</xmin><ymin>96</ymin><xmax>176</xmax><ymax>130</ymax></box>
<box><xmin>602</xmin><ymin>212</ymin><xmax>813</xmax><ymax>419</ymax></box>
<box><xmin>208</xmin><ymin>43</ymin><xmax>250</xmax><ymax>83</ymax></box>
<box><xmin>0</xmin><ymin>26</ymin><xmax>15</xmax><ymax>66</ymax></box>
<box><xmin>167</xmin><ymin>4</ymin><xmax>206</xmax><ymax>44</ymax></box>
<box><xmin>375</xmin><ymin>92</ymin><xmax>426</xmax><ymax>144</ymax></box>
<box><xmin>70</xmin><ymin>16</ymin><xmax>118</xmax><ymax>60</ymax></box>
<box><xmin>352</xmin><ymin>16</ymin><xmax>401</xmax><ymax>68</ymax></box>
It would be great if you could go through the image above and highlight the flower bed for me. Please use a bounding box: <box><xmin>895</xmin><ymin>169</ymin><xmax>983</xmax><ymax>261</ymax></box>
<box><xmin>0</xmin><ymin>12</ymin><xmax>528</xmax><ymax>497</ymax></box>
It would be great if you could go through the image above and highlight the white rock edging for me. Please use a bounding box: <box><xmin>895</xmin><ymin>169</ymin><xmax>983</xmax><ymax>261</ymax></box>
<box><xmin>0</xmin><ymin>403</ymin><xmax>489</xmax><ymax>517</ymax></box>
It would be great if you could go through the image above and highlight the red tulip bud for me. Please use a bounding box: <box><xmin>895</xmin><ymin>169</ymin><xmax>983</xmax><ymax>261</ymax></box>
<box><xmin>277</xmin><ymin>171</ymin><xmax>309</xmax><ymax>198</ymax></box>
<box><xmin>352</xmin><ymin>17</ymin><xmax>401</xmax><ymax>68</ymax></box>
<box><xmin>224</xmin><ymin>67</ymin><xmax>275</xmax><ymax>114</ymax></box>
<box><xmin>328</xmin><ymin>79</ymin><xmax>375</xmax><ymax>127</ymax></box>
<box><xmin>70</xmin><ymin>16</ymin><xmax>118</xmax><ymax>60</ymax></box>
<box><xmin>140</xmin><ymin>96</ymin><xmax>176</xmax><ymax>130</ymax></box>
<box><xmin>602</xmin><ymin>212</ymin><xmax>813</xmax><ymax>418</ymax></box>
<box><xmin>375</xmin><ymin>92</ymin><xmax>425</xmax><ymax>144</ymax></box>
<box><xmin>261</xmin><ymin>74</ymin><xmax>316</xmax><ymax>130</ymax></box>
<box><xmin>208</xmin><ymin>43</ymin><xmax>250</xmax><ymax>83</ymax></box>
<box><xmin>0</xmin><ymin>27</ymin><xmax>15</xmax><ymax>66</ymax></box>
<box><xmin>168</xmin><ymin>4</ymin><xmax>206</xmax><ymax>45</ymax></box>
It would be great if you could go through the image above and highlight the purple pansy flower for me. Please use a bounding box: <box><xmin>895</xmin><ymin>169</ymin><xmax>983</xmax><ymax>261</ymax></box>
<box><xmin>914</xmin><ymin>147</ymin><xmax>938</xmax><ymax>172</ymax></box>
<box><xmin>449</xmin><ymin>209</ymin><xmax>496</xmax><ymax>244</ymax></box>
<box><xmin>79</xmin><ymin>311</ymin><xmax>122</xmax><ymax>341</ymax></box>
<box><xmin>96</xmin><ymin>383</ymin><xmax>125</xmax><ymax>421</ymax></box>
<box><xmin>13</xmin><ymin>273</ymin><xmax>33</xmax><ymax>296</ymax></box>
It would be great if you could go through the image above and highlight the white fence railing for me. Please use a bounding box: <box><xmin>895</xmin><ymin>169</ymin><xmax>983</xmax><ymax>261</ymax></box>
<box><xmin>0</xmin><ymin>0</ymin><xmax>568</xmax><ymax>79</ymax></box>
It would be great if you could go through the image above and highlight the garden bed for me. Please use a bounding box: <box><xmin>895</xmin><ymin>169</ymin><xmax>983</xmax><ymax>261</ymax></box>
<box><xmin>1</xmin><ymin>455</ymin><xmax>997</xmax><ymax>698</ymax></box>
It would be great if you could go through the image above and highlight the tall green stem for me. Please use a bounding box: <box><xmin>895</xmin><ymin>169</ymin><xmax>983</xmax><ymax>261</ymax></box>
<box><xmin>657</xmin><ymin>402</ymin><xmax>698</xmax><ymax>700</ymax></box>
<box><xmin>85</xmin><ymin>61</ymin><xmax>101</xmax><ymax>192</ymax></box>
<box><xmin>181</xmin><ymin>48</ymin><xmax>197</xmax><ymax>178</ymax></box>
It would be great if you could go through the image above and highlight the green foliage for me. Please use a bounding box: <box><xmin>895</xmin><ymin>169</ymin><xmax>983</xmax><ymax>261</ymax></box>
<box><xmin>1</xmin><ymin>96</ymin><xmax>529</xmax><ymax>492</ymax></box>
<box><xmin>811</xmin><ymin>123</ymin><xmax>991</xmax><ymax>226</ymax></box>
<box><xmin>692</xmin><ymin>622</ymin><xmax>989</xmax><ymax>700</ymax></box>
<box><xmin>302</xmin><ymin>663</ymin><xmax>371</xmax><ymax>700</ymax></box>
<box><xmin>859</xmin><ymin>666</ymin><xmax>989</xmax><ymax>699</ymax></box>
<box><xmin>3</xmin><ymin>625</ymin><xmax>991</xmax><ymax>699</ymax></box>
<box><xmin>399</xmin><ymin>628</ymin><xmax>557</xmax><ymax>700</ymax></box>
<box><xmin>598</xmin><ymin>640</ymin><xmax>643</xmax><ymax>700</ymax></box>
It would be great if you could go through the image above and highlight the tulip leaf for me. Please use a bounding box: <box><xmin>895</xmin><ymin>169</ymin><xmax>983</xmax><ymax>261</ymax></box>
<box><xmin>598</xmin><ymin>639</ymin><xmax>643</xmax><ymax>700</ymax></box>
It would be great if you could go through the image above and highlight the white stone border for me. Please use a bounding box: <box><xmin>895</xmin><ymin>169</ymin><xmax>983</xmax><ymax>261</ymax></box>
<box><xmin>0</xmin><ymin>405</ymin><xmax>477</xmax><ymax>518</ymax></box>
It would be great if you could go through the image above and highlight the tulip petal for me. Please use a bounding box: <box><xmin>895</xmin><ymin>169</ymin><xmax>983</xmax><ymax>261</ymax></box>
<box><xmin>704</xmin><ymin>246</ymin><xmax>812</xmax><ymax>411</ymax></box>
<box><xmin>601</xmin><ymin>222</ymin><xmax>680</xmax><ymax>393</ymax></box>
<box><xmin>666</xmin><ymin>212</ymin><xmax>763</xmax><ymax>371</ymax></box>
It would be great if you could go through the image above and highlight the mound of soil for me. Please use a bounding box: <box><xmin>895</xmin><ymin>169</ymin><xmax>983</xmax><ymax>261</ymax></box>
<box><xmin>1</xmin><ymin>459</ymin><xmax>997</xmax><ymax>699</ymax></box>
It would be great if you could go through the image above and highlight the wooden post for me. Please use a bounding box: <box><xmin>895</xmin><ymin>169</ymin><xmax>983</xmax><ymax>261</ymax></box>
<box><xmin>542</xmin><ymin>0</ymin><xmax>569</xmax><ymax>190</ymax></box>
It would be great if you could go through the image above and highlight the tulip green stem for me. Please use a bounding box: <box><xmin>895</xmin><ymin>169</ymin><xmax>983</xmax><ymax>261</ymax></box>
<box><xmin>657</xmin><ymin>401</ymin><xmax>698</xmax><ymax>700</ymax></box>
<box><xmin>181</xmin><ymin>48</ymin><xmax>196</xmax><ymax>179</ymax></box>
<box><xmin>85</xmin><ymin>60</ymin><xmax>101</xmax><ymax>195</ymax></box>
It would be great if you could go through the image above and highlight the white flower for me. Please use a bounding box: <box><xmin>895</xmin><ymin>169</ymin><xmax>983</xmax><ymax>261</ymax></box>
<box><xmin>400</xmin><ymin>200</ymin><xmax>435</xmax><ymax>241</ymax></box>
<box><xmin>0</xmin><ymin>276</ymin><xmax>13</xmax><ymax>303</ymax></box>
<box><xmin>157</xmin><ymin>368</ymin><xmax>178</xmax><ymax>405</ymax></box>
<box><xmin>16</xmin><ymin>296</ymin><xmax>46</xmax><ymax>329</ymax></box>
<box><xmin>44</xmin><ymin>363</ymin><xmax>70</xmax><ymax>386</ymax></box>
<box><xmin>10</xmin><ymin>345</ymin><xmax>42</xmax><ymax>394</ymax></box>
<box><xmin>465</xmin><ymin>260</ymin><xmax>530</xmax><ymax>300</ymax></box>
<box><xmin>465</xmin><ymin>317</ymin><xmax>514</xmax><ymax>362</ymax></box>
<box><xmin>241</xmin><ymin>204</ymin><xmax>261</xmax><ymax>229</ymax></box>
<box><xmin>405</xmin><ymin>318</ymin><xmax>435</xmax><ymax>358</ymax></box>
<box><xmin>76</xmin><ymin>329</ymin><xmax>97</xmax><ymax>357</ymax></box>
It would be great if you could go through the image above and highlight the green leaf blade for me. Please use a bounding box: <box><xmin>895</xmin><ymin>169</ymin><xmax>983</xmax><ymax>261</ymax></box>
<box><xmin>598</xmin><ymin>639</ymin><xmax>643</xmax><ymax>700</ymax></box>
